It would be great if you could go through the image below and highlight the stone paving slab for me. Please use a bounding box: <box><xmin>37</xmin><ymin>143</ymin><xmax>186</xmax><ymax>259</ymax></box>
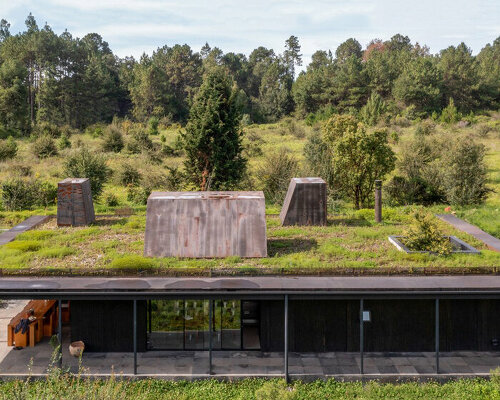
<box><xmin>0</xmin><ymin>216</ymin><xmax>51</xmax><ymax>245</ymax></box>
<box><xmin>0</xmin><ymin>321</ymin><xmax>498</xmax><ymax>379</ymax></box>
<box><xmin>436</xmin><ymin>214</ymin><xmax>500</xmax><ymax>252</ymax></box>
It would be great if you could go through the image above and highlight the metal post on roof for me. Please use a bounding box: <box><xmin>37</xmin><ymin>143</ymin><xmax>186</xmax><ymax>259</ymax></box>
<box><xmin>374</xmin><ymin>180</ymin><xmax>382</xmax><ymax>223</ymax></box>
<box><xmin>133</xmin><ymin>300</ymin><xmax>137</xmax><ymax>375</ymax></box>
<box><xmin>58</xmin><ymin>299</ymin><xmax>62</xmax><ymax>368</ymax></box>
<box><xmin>435</xmin><ymin>298</ymin><xmax>440</xmax><ymax>374</ymax></box>
<box><xmin>209</xmin><ymin>299</ymin><xmax>213</xmax><ymax>375</ymax></box>
<box><xmin>360</xmin><ymin>299</ymin><xmax>364</xmax><ymax>375</ymax></box>
<box><xmin>284</xmin><ymin>294</ymin><xmax>289</xmax><ymax>383</ymax></box>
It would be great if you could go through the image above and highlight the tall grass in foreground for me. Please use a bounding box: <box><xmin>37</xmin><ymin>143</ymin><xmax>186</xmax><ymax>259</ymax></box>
<box><xmin>1</xmin><ymin>349</ymin><xmax>500</xmax><ymax>400</ymax></box>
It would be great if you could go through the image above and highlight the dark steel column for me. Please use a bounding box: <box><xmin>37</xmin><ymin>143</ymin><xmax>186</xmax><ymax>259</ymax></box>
<box><xmin>133</xmin><ymin>300</ymin><xmax>137</xmax><ymax>375</ymax></box>
<box><xmin>374</xmin><ymin>180</ymin><xmax>382</xmax><ymax>223</ymax></box>
<box><xmin>360</xmin><ymin>299</ymin><xmax>364</xmax><ymax>375</ymax></box>
<box><xmin>148</xmin><ymin>300</ymin><xmax>152</xmax><ymax>334</ymax></box>
<box><xmin>284</xmin><ymin>294</ymin><xmax>289</xmax><ymax>383</ymax></box>
<box><xmin>58</xmin><ymin>299</ymin><xmax>62</xmax><ymax>368</ymax></box>
<box><xmin>209</xmin><ymin>299</ymin><xmax>213</xmax><ymax>375</ymax></box>
<box><xmin>435</xmin><ymin>298</ymin><xmax>439</xmax><ymax>374</ymax></box>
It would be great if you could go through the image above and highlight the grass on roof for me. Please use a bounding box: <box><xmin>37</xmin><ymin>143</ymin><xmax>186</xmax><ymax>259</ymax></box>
<box><xmin>0</xmin><ymin>207</ymin><xmax>499</xmax><ymax>276</ymax></box>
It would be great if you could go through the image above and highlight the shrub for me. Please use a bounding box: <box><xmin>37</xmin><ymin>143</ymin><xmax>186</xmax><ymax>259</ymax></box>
<box><xmin>385</xmin><ymin>176</ymin><xmax>443</xmax><ymax>206</ymax></box>
<box><xmin>360</xmin><ymin>92</ymin><xmax>386</xmax><ymax>126</ymax></box>
<box><xmin>256</xmin><ymin>148</ymin><xmax>299</xmax><ymax>204</ymax></box>
<box><xmin>102</xmin><ymin>125</ymin><xmax>124</xmax><ymax>153</ymax></box>
<box><xmin>127</xmin><ymin>168</ymin><xmax>182</xmax><ymax>205</ymax></box>
<box><xmin>6</xmin><ymin>163</ymin><xmax>32</xmax><ymax>177</ymax></box>
<box><xmin>414</xmin><ymin>120</ymin><xmax>435</xmax><ymax>136</ymax></box>
<box><xmin>303</xmin><ymin>131</ymin><xmax>336</xmax><ymax>195</ymax></box>
<box><xmin>85</xmin><ymin>123</ymin><xmax>105</xmax><ymax>137</ymax></box>
<box><xmin>0</xmin><ymin>137</ymin><xmax>17</xmax><ymax>161</ymax></box>
<box><xmin>441</xmin><ymin>138</ymin><xmax>492</xmax><ymax>205</ymax></box>
<box><xmin>390</xmin><ymin>135</ymin><xmax>446</xmax><ymax>205</ymax></box>
<box><xmin>402</xmin><ymin>209</ymin><xmax>452</xmax><ymax>255</ymax></box>
<box><xmin>64</xmin><ymin>147</ymin><xmax>111</xmax><ymax>199</ymax></box>
<box><xmin>1</xmin><ymin>178</ymin><xmax>57</xmax><ymax>210</ymax></box>
<box><xmin>148</xmin><ymin>116</ymin><xmax>159</xmax><ymax>135</ymax></box>
<box><xmin>33</xmin><ymin>121</ymin><xmax>61</xmax><ymax>138</ymax></box>
<box><xmin>57</xmin><ymin>132</ymin><xmax>71</xmax><ymax>150</ymax></box>
<box><xmin>279</xmin><ymin>118</ymin><xmax>306</xmax><ymax>138</ymax></box>
<box><xmin>440</xmin><ymin>98</ymin><xmax>462</xmax><ymax>124</ymax></box>
<box><xmin>117</xmin><ymin>163</ymin><xmax>142</xmax><ymax>186</ymax></box>
<box><xmin>32</xmin><ymin>135</ymin><xmax>58</xmax><ymax>158</ymax></box>
<box><xmin>104</xmin><ymin>192</ymin><xmax>119</xmax><ymax>207</ymax></box>
<box><xmin>126</xmin><ymin>129</ymin><xmax>154</xmax><ymax>154</ymax></box>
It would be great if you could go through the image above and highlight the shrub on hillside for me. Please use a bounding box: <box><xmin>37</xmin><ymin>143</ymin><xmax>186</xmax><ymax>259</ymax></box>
<box><xmin>32</xmin><ymin>135</ymin><xmax>58</xmax><ymax>158</ymax></box>
<box><xmin>126</xmin><ymin>129</ymin><xmax>154</xmax><ymax>154</ymax></box>
<box><xmin>127</xmin><ymin>167</ymin><xmax>183</xmax><ymax>205</ymax></box>
<box><xmin>148</xmin><ymin>117</ymin><xmax>159</xmax><ymax>135</ymax></box>
<box><xmin>1</xmin><ymin>178</ymin><xmax>57</xmax><ymax>211</ymax></box>
<box><xmin>33</xmin><ymin>121</ymin><xmax>61</xmax><ymax>138</ymax></box>
<box><xmin>279</xmin><ymin>118</ymin><xmax>306</xmax><ymax>138</ymax></box>
<box><xmin>102</xmin><ymin>125</ymin><xmax>124</xmax><ymax>153</ymax></box>
<box><xmin>64</xmin><ymin>147</ymin><xmax>110</xmax><ymax>199</ymax></box>
<box><xmin>104</xmin><ymin>192</ymin><xmax>119</xmax><ymax>207</ymax></box>
<box><xmin>303</xmin><ymin>131</ymin><xmax>337</xmax><ymax>195</ymax></box>
<box><xmin>256</xmin><ymin>148</ymin><xmax>299</xmax><ymax>204</ymax></box>
<box><xmin>440</xmin><ymin>98</ymin><xmax>462</xmax><ymax>124</ymax></box>
<box><xmin>117</xmin><ymin>163</ymin><xmax>142</xmax><ymax>186</ymax></box>
<box><xmin>57</xmin><ymin>132</ymin><xmax>71</xmax><ymax>150</ymax></box>
<box><xmin>414</xmin><ymin>120</ymin><xmax>436</xmax><ymax>136</ymax></box>
<box><xmin>360</xmin><ymin>92</ymin><xmax>386</xmax><ymax>126</ymax></box>
<box><xmin>441</xmin><ymin>138</ymin><xmax>492</xmax><ymax>205</ymax></box>
<box><xmin>0</xmin><ymin>137</ymin><xmax>17</xmax><ymax>161</ymax></box>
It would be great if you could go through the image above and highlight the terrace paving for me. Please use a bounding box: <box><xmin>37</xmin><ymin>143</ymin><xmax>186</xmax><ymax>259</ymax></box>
<box><xmin>0</xmin><ymin>331</ymin><xmax>498</xmax><ymax>380</ymax></box>
<box><xmin>437</xmin><ymin>214</ymin><xmax>500</xmax><ymax>252</ymax></box>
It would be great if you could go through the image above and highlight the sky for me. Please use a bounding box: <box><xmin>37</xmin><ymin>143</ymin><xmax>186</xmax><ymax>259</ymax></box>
<box><xmin>0</xmin><ymin>0</ymin><xmax>499</xmax><ymax>67</ymax></box>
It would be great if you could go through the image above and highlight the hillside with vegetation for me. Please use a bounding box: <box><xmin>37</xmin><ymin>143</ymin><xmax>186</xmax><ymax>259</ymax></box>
<box><xmin>0</xmin><ymin>15</ymin><xmax>499</xmax><ymax>274</ymax></box>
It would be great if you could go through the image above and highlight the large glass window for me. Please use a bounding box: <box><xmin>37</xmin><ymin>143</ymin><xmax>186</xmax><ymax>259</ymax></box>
<box><xmin>148</xmin><ymin>299</ymin><xmax>247</xmax><ymax>350</ymax></box>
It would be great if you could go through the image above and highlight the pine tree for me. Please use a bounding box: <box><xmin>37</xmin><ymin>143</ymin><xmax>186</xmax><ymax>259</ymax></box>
<box><xmin>183</xmin><ymin>69</ymin><xmax>246</xmax><ymax>191</ymax></box>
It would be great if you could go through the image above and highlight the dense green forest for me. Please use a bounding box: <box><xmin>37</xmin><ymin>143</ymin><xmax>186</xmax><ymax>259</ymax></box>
<box><xmin>0</xmin><ymin>14</ymin><xmax>498</xmax><ymax>136</ymax></box>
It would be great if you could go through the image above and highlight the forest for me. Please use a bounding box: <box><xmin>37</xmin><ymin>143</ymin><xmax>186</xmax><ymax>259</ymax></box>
<box><xmin>0</xmin><ymin>14</ymin><xmax>498</xmax><ymax>134</ymax></box>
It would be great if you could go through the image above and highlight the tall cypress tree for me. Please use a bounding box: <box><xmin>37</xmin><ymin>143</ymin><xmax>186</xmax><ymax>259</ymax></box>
<box><xmin>183</xmin><ymin>68</ymin><xmax>246</xmax><ymax>191</ymax></box>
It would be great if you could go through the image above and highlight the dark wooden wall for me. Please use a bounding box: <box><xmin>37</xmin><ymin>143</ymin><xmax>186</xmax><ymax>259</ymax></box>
<box><xmin>260</xmin><ymin>300</ymin><xmax>359</xmax><ymax>352</ymax></box>
<box><xmin>440</xmin><ymin>300</ymin><xmax>500</xmax><ymax>351</ymax></box>
<box><xmin>364</xmin><ymin>300</ymin><xmax>435</xmax><ymax>352</ymax></box>
<box><xmin>71</xmin><ymin>300</ymin><xmax>147</xmax><ymax>352</ymax></box>
<box><xmin>260</xmin><ymin>299</ymin><xmax>500</xmax><ymax>353</ymax></box>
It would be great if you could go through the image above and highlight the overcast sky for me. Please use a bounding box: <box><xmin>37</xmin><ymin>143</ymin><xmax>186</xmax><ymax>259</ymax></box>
<box><xmin>1</xmin><ymin>0</ymin><xmax>498</xmax><ymax>67</ymax></box>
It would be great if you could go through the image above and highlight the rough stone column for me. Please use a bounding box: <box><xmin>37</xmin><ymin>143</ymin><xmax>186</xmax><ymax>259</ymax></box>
<box><xmin>280</xmin><ymin>178</ymin><xmax>327</xmax><ymax>226</ymax></box>
<box><xmin>57</xmin><ymin>178</ymin><xmax>95</xmax><ymax>226</ymax></box>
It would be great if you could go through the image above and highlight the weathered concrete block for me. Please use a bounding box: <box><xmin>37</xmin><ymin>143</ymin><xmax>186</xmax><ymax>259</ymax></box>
<box><xmin>57</xmin><ymin>178</ymin><xmax>95</xmax><ymax>227</ymax></box>
<box><xmin>280</xmin><ymin>178</ymin><xmax>327</xmax><ymax>226</ymax></box>
<box><xmin>144</xmin><ymin>191</ymin><xmax>267</xmax><ymax>258</ymax></box>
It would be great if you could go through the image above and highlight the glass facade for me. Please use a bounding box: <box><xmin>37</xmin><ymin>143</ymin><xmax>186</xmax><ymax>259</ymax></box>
<box><xmin>148</xmin><ymin>300</ymin><xmax>256</xmax><ymax>350</ymax></box>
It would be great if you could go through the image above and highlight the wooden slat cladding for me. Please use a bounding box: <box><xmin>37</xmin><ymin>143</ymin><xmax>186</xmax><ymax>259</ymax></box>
<box><xmin>70</xmin><ymin>300</ymin><xmax>147</xmax><ymax>352</ymax></box>
<box><xmin>144</xmin><ymin>191</ymin><xmax>267</xmax><ymax>258</ymax></box>
<box><xmin>280</xmin><ymin>178</ymin><xmax>327</xmax><ymax>226</ymax></box>
<box><xmin>260</xmin><ymin>299</ymin><xmax>500</xmax><ymax>353</ymax></box>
